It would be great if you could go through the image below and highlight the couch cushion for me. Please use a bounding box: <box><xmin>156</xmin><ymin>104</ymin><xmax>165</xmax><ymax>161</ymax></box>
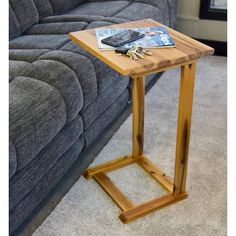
<box><xmin>9</xmin><ymin>61</ymin><xmax>31</xmax><ymax>77</ymax></box>
<box><xmin>50</xmin><ymin>0</ymin><xmax>84</xmax><ymax>14</ymax></box>
<box><xmin>84</xmin><ymin>17</ymin><xmax>128</xmax><ymax>29</ymax></box>
<box><xmin>12</xmin><ymin>60</ymin><xmax>83</xmax><ymax>123</ymax></box>
<box><xmin>67</xmin><ymin>1</ymin><xmax>130</xmax><ymax>17</ymax></box>
<box><xmin>81</xmin><ymin>74</ymin><xmax>129</xmax><ymax>130</ymax></box>
<box><xmin>9</xmin><ymin>141</ymin><xmax>17</xmax><ymax>178</ymax></box>
<box><xmin>9</xmin><ymin>35</ymin><xmax>70</xmax><ymax>50</ymax></box>
<box><xmin>38</xmin><ymin>50</ymin><xmax>98</xmax><ymax>108</ymax></box>
<box><xmin>84</xmin><ymin>89</ymin><xmax>129</xmax><ymax>146</ymax></box>
<box><xmin>9</xmin><ymin>49</ymin><xmax>50</xmax><ymax>63</ymax></box>
<box><xmin>9</xmin><ymin>0</ymin><xmax>174</xmax><ymax>172</ymax></box>
<box><xmin>32</xmin><ymin>0</ymin><xmax>54</xmax><ymax>19</ymax></box>
<box><xmin>9</xmin><ymin>76</ymin><xmax>67</xmax><ymax>171</ymax></box>
<box><xmin>61</xmin><ymin>41</ymin><xmax>123</xmax><ymax>95</ymax></box>
<box><xmin>24</xmin><ymin>22</ymin><xmax>88</xmax><ymax>35</ymax></box>
<box><xmin>10</xmin><ymin>135</ymin><xmax>84</xmax><ymax>234</ymax></box>
<box><xmin>10</xmin><ymin>115</ymin><xmax>83</xmax><ymax>209</ymax></box>
<box><xmin>114</xmin><ymin>2</ymin><xmax>164</xmax><ymax>23</ymax></box>
<box><xmin>9</xmin><ymin>5</ymin><xmax>21</xmax><ymax>40</ymax></box>
<box><xmin>40</xmin><ymin>15</ymin><xmax>104</xmax><ymax>24</ymax></box>
<box><xmin>10</xmin><ymin>0</ymin><xmax>39</xmax><ymax>33</ymax></box>
<box><xmin>9</xmin><ymin>58</ymin><xmax>84</xmax><ymax>171</ymax></box>
<box><xmin>167</xmin><ymin>0</ymin><xmax>177</xmax><ymax>28</ymax></box>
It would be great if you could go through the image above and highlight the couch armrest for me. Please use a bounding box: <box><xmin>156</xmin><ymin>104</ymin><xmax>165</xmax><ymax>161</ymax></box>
<box><xmin>131</xmin><ymin>0</ymin><xmax>177</xmax><ymax>28</ymax></box>
<box><xmin>85</xmin><ymin>0</ymin><xmax>177</xmax><ymax>28</ymax></box>
<box><xmin>167</xmin><ymin>0</ymin><xmax>177</xmax><ymax>28</ymax></box>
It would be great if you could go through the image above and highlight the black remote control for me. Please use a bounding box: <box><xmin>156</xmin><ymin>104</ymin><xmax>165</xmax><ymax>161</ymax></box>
<box><xmin>115</xmin><ymin>47</ymin><xmax>130</xmax><ymax>54</ymax></box>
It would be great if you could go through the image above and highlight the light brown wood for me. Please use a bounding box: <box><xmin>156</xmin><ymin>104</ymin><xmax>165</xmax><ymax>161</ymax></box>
<box><xmin>131</xmin><ymin>76</ymin><xmax>145</xmax><ymax>157</ymax></box>
<box><xmin>138</xmin><ymin>156</ymin><xmax>173</xmax><ymax>192</ymax></box>
<box><xmin>69</xmin><ymin>18</ymin><xmax>214</xmax><ymax>76</ymax></box>
<box><xmin>119</xmin><ymin>192</ymin><xmax>188</xmax><ymax>223</ymax></box>
<box><xmin>174</xmin><ymin>63</ymin><xmax>196</xmax><ymax>195</ymax></box>
<box><xmin>71</xmin><ymin>19</ymin><xmax>211</xmax><ymax>223</ymax></box>
<box><xmin>83</xmin><ymin>155</ymin><xmax>142</xmax><ymax>179</ymax></box>
<box><xmin>94</xmin><ymin>172</ymin><xmax>134</xmax><ymax>211</ymax></box>
<box><xmin>130</xmin><ymin>59</ymin><xmax>196</xmax><ymax>78</ymax></box>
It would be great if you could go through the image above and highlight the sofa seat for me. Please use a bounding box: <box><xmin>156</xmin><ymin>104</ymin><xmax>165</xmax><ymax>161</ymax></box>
<box><xmin>9</xmin><ymin>59</ymin><xmax>84</xmax><ymax>173</ymax></box>
<box><xmin>10</xmin><ymin>115</ymin><xmax>84</xmax><ymax>211</ymax></box>
<box><xmin>9</xmin><ymin>34</ymin><xmax>70</xmax><ymax>50</ymax></box>
<box><xmin>10</xmin><ymin>135</ymin><xmax>84</xmax><ymax>231</ymax></box>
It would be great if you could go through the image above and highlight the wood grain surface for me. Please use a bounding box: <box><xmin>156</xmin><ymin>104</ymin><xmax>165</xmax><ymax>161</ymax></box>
<box><xmin>94</xmin><ymin>172</ymin><xmax>134</xmax><ymax>211</ymax></box>
<box><xmin>137</xmin><ymin>156</ymin><xmax>173</xmax><ymax>192</ymax></box>
<box><xmin>69</xmin><ymin>18</ymin><xmax>214</xmax><ymax>76</ymax></box>
<box><xmin>131</xmin><ymin>76</ymin><xmax>145</xmax><ymax>157</ymax></box>
<box><xmin>119</xmin><ymin>192</ymin><xmax>188</xmax><ymax>223</ymax></box>
<box><xmin>174</xmin><ymin>63</ymin><xmax>196</xmax><ymax>195</ymax></box>
<box><xmin>83</xmin><ymin>155</ymin><xmax>142</xmax><ymax>179</ymax></box>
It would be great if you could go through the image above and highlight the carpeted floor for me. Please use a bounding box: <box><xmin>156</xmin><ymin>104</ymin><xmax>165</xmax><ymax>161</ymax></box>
<box><xmin>33</xmin><ymin>55</ymin><xmax>227</xmax><ymax>236</ymax></box>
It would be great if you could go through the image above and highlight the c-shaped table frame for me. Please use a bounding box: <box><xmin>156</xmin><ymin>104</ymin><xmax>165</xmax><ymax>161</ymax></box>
<box><xmin>83</xmin><ymin>62</ymin><xmax>196</xmax><ymax>223</ymax></box>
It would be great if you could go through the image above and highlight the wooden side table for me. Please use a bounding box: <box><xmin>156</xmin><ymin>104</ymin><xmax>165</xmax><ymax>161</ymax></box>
<box><xmin>69</xmin><ymin>19</ymin><xmax>214</xmax><ymax>223</ymax></box>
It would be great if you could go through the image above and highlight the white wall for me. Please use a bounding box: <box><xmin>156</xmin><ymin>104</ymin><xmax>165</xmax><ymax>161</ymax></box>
<box><xmin>176</xmin><ymin>0</ymin><xmax>227</xmax><ymax>41</ymax></box>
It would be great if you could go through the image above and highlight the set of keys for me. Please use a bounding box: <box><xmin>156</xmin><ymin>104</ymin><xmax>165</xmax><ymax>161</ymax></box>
<box><xmin>115</xmin><ymin>46</ymin><xmax>152</xmax><ymax>60</ymax></box>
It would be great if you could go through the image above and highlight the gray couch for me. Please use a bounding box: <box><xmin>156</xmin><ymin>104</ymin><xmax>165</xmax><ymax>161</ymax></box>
<box><xmin>9</xmin><ymin>0</ymin><xmax>176</xmax><ymax>234</ymax></box>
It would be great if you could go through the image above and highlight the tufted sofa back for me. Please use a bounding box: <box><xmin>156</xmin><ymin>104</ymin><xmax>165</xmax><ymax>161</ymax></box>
<box><xmin>49</xmin><ymin>0</ymin><xmax>85</xmax><ymax>14</ymax></box>
<box><xmin>9</xmin><ymin>0</ymin><xmax>85</xmax><ymax>40</ymax></box>
<box><xmin>9</xmin><ymin>0</ymin><xmax>39</xmax><ymax>40</ymax></box>
<box><xmin>33</xmin><ymin>0</ymin><xmax>54</xmax><ymax>19</ymax></box>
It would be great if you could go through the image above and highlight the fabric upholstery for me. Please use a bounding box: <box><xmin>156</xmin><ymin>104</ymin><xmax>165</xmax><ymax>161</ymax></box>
<box><xmin>13</xmin><ymin>60</ymin><xmax>83</xmax><ymax>123</ymax></box>
<box><xmin>40</xmin><ymin>14</ymin><xmax>104</xmax><ymax>24</ymax></box>
<box><xmin>9</xmin><ymin>4</ymin><xmax>21</xmax><ymax>40</ymax></box>
<box><xmin>85</xmin><ymin>18</ymin><xmax>127</xmax><ymax>29</ymax></box>
<box><xmin>38</xmin><ymin>50</ymin><xmax>98</xmax><ymax>108</ymax></box>
<box><xmin>10</xmin><ymin>59</ymin><xmax>83</xmax><ymax>173</ymax></box>
<box><xmin>84</xmin><ymin>89</ymin><xmax>129</xmax><ymax>146</ymax></box>
<box><xmin>9</xmin><ymin>141</ymin><xmax>17</xmax><ymax>178</ymax></box>
<box><xmin>10</xmin><ymin>115</ymin><xmax>83</xmax><ymax>210</ymax></box>
<box><xmin>10</xmin><ymin>0</ymin><xmax>39</xmax><ymax>32</ymax></box>
<box><xmin>67</xmin><ymin>1</ymin><xmax>130</xmax><ymax>17</ymax></box>
<box><xmin>61</xmin><ymin>42</ymin><xmax>123</xmax><ymax>94</ymax></box>
<box><xmin>24</xmin><ymin>22</ymin><xmax>88</xmax><ymax>35</ymax></box>
<box><xmin>49</xmin><ymin>0</ymin><xmax>84</xmax><ymax>14</ymax></box>
<box><xmin>32</xmin><ymin>0</ymin><xmax>54</xmax><ymax>19</ymax></box>
<box><xmin>114</xmin><ymin>2</ymin><xmax>165</xmax><ymax>24</ymax></box>
<box><xmin>9</xmin><ymin>61</ymin><xmax>32</xmax><ymax>77</ymax></box>
<box><xmin>128</xmin><ymin>0</ymin><xmax>172</xmax><ymax>25</ymax></box>
<box><xmin>9</xmin><ymin>0</ymin><xmax>177</xmax><ymax>233</ymax></box>
<box><xmin>81</xmin><ymin>75</ymin><xmax>129</xmax><ymax>130</ymax></box>
<box><xmin>9</xmin><ymin>49</ymin><xmax>50</xmax><ymax>63</ymax></box>
<box><xmin>10</xmin><ymin>136</ymin><xmax>84</xmax><ymax>232</ymax></box>
<box><xmin>9</xmin><ymin>76</ymin><xmax>66</xmax><ymax>172</ymax></box>
<box><xmin>9</xmin><ymin>35</ymin><xmax>70</xmax><ymax>50</ymax></box>
<box><xmin>167</xmin><ymin>0</ymin><xmax>177</xmax><ymax>28</ymax></box>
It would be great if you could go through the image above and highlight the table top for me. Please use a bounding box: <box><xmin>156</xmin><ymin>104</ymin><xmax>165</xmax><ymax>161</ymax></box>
<box><xmin>69</xmin><ymin>19</ymin><xmax>214</xmax><ymax>77</ymax></box>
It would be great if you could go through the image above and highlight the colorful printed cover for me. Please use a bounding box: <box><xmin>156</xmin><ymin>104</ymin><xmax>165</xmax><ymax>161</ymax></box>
<box><xmin>95</xmin><ymin>27</ymin><xmax>175</xmax><ymax>50</ymax></box>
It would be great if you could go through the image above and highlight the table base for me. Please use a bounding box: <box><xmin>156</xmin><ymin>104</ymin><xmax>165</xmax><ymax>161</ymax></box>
<box><xmin>83</xmin><ymin>155</ymin><xmax>187</xmax><ymax>223</ymax></box>
<box><xmin>83</xmin><ymin>62</ymin><xmax>196</xmax><ymax>223</ymax></box>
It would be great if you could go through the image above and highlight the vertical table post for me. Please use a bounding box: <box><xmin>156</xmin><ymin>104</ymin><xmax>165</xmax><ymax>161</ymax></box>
<box><xmin>131</xmin><ymin>76</ymin><xmax>145</xmax><ymax>158</ymax></box>
<box><xmin>174</xmin><ymin>63</ymin><xmax>196</xmax><ymax>195</ymax></box>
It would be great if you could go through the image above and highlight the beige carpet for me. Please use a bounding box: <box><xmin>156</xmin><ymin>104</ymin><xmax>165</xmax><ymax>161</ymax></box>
<box><xmin>33</xmin><ymin>55</ymin><xmax>227</xmax><ymax>236</ymax></box>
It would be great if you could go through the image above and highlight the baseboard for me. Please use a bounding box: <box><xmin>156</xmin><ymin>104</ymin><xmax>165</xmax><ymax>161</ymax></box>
<box><xmin>12</xmin><ymin>73</ymin><xmax>163</xmax><ymax>236</ymax></box>
<box><xmin>194</xmin><ymin>38</ymin><xmax>227</xmax><ymax>56</ymax></box>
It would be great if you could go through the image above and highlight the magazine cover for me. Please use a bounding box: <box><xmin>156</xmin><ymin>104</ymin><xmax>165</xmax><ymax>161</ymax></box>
<box><xmin>95</xmin><ymin>27</ymin><xmax>175</xmax><ymax>50</ymax></box>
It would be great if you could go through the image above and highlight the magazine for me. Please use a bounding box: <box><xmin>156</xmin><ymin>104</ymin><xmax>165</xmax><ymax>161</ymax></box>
<box><xmin>95</xmin><ymin>27</ymin><xmax>175</xmax><ymax>50</ymax></box>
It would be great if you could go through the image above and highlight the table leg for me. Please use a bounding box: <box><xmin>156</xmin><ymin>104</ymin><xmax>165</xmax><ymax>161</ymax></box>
<box><xmin>84</xmin><ymin>65</ymin><xmax>196</xmax><ymax>223</ymax></box>
<box><xmin>131</xmin><ymin>76</ymin><xmax>145</xmax><ymax>158</ymax></box>
<box><xmin>174</xmin><ymin>63</ymin><xmax>196</xmax><ymax>195</ymax></box>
